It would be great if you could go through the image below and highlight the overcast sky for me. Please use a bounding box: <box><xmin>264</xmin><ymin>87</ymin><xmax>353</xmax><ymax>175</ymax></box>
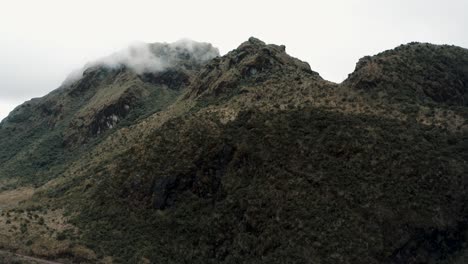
<box><xmin>1</xmin><ymin>0</ymin><xmax>467</xmax><ymax>121</ymax></box>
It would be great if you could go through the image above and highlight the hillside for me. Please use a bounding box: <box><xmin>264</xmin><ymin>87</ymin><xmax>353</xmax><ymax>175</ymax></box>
<box><xmin>0</xmin><ymin>38</ymin><xmax>467</xmax><ymax>264</ymax></box>
<box><xmin>0</xmin><ymin>40</ymin><xmax>218</xmax><ymax>188</ymax></box>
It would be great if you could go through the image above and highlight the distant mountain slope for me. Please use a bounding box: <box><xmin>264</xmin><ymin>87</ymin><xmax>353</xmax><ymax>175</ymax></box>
<box><xmin>0</xmin><ymin>38</ymin><xmax>467</xmax><ymax>264</ymax></box>
<box><xmin>0</xmin><ymin>40</ymin><xmax>218</xmax><ymax>188</ymax></box>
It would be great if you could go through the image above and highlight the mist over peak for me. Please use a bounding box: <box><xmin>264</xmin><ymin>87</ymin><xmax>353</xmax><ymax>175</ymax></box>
<box><xmin>63</xmin><ymin>39</ymin><xmax>220</xmax><ymax>86</ymax></box>
<box><xmin>1</xmin><ymin>36</ymin><xmax>468</xmax><ymax>264</ymax></box>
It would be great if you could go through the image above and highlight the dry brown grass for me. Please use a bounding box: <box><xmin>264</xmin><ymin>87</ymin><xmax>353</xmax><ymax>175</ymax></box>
<box><xmin>0</xmin><ymin>187</ymin><xmax>34</xmax><ymax>209</ymax></box>
<box><xmin>0</xmin><ymin>194</ymin><xmax>98</xmax><ymax>263</ymax></box>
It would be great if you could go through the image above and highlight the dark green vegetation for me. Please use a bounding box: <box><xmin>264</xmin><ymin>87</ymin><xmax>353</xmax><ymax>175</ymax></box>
<box><xmin>345</xmin><ymin>42</ymin><xmax>468</xmax><ymax>106</ymax></box>
<box><xmin>0</xmin><ymin>43</ymin><xmax>206</xmax><ymax>188</ymax></box>
<box><xmin>1</xmin><ymin>38</ymin><xmax>468</xmax><ymax>263</ymax></box>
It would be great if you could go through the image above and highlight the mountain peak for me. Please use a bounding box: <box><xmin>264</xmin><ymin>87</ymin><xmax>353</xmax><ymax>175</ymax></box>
<box><xmin>247</xmin><ymin>36</ymin><xmax>266</xmax><ymax>45</ymax></box>
<box><xmin>63</xmin><ymin>40</ymin><xmax>220</xmax><ymax>87</ymax></box>
<box><xmin>186</xmin><ymin>37</ymin><xmax>320</xmax><ymax>98</ymax></box>
<box><xmin>237</xmin><ymin>37</ymin><xmax>285</xmax><ymax>53</ymax></box>
<box><xmin>344</xmin><ymin>42</ymin><xmax>468</xmax><ymax>105</ymax></box>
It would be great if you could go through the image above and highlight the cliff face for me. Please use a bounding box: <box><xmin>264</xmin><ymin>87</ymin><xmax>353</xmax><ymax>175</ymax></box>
<box><xmin>0</xmin><ymin>38</ymin><xmax>467</xmax><ymax>264</ymax></box>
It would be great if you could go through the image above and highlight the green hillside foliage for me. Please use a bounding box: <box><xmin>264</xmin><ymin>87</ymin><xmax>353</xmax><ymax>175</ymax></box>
<box><xmin>0</xmin><ymin>38</ymin><xmax>467</xmax><ymax>263</ymax></box>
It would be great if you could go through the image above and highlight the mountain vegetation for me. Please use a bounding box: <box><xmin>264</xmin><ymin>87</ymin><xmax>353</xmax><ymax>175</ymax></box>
<box><xmin>0</xmin><ymin>38</ymin><xmax>467</xmax><ymax>264</ymax></box>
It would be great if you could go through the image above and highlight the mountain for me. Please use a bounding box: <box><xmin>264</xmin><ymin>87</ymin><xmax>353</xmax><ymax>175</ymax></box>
<box><xmin>0</xmin><ymin>37</ymin><xmax>467</xmax><ymax>264</ymax></box>
<box><xmin>344</xmin><ymin>42</ymin><xmax>468</xmax><ymax>106</ymax></box>
<box><xmin>0</xmin><ymin>40</ymin><xmax>218</xmax><ymax>187</ymax></box>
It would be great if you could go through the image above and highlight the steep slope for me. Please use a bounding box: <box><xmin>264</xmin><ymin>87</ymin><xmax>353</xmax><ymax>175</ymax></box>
<box><xmin>0</xmin><ymin>40</ymin><xmax>218</xmax><ymax>188</ymax></box>
<box><xmin>0</xmin><ymin>38</ymin><xmax>467</xmax><ymax>264</ymax></box>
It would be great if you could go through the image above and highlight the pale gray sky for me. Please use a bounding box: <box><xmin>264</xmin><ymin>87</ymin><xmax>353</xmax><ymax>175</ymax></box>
<box><xmin>1</xmin><ymin>0</ymin><xmax>467</xmax><ymax>120</ymax></box>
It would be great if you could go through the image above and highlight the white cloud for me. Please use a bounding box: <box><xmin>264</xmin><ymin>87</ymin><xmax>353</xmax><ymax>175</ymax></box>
<box><xmin>0</xmin><ymin>0</ymin><xmax>467</xmax><ymax>119</ymax></box>
<box><xmin>62</xmin><ymin>40</ymin><xmax>219</xmax><ymax>85</ymax></box>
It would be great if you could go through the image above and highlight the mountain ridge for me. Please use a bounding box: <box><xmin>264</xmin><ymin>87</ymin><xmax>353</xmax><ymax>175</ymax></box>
<box><xmin>0</xmin><ymin>37</ymin><xmax>467</xmax><ymax>264</ymax></box>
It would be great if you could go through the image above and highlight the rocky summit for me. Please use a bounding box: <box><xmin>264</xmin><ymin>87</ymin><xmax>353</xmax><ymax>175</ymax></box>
<box><xmin>0</xmin><ymin>37</ymin><xmax>467</xmax><ymax>264</ymax></box>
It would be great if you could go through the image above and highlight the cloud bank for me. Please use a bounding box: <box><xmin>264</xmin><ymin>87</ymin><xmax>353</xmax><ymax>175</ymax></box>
<box><xmin>63</xmin><ymin>39</ymin><xmax>219</xmax><ymax>85</ymax></box>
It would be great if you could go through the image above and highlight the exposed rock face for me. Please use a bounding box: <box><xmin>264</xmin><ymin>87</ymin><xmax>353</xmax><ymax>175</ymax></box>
<box><xmin>0</xmin><ymin>38</ymin><xmax>467</xmax><ymax>264</ymax></box>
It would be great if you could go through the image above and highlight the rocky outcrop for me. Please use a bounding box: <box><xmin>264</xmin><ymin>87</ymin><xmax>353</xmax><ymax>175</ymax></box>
<box><xmin>187</xmin><ymin>37</ymin><xmax>321</xmax><ymax>99</ymax></box>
